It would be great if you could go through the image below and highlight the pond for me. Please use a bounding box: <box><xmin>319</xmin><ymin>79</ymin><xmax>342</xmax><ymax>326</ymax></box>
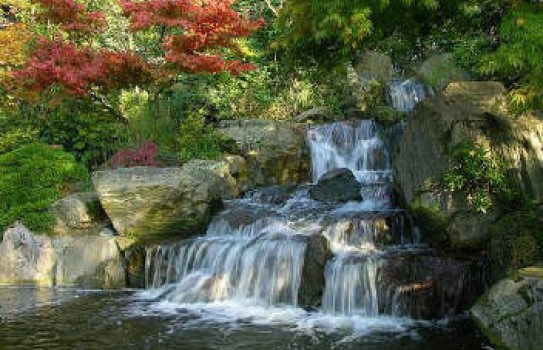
<box><xmin>0</xmin><ymin>286</ymin><xmax>493</xmax><ymax>350</ymax></box>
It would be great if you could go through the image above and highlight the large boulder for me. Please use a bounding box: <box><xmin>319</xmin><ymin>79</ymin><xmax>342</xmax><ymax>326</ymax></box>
<box><xmin>219</xmin><ymin>119</ymin><xmax>310</xmax><ymax>186</ymax></box>
<box><xmin>298</xmin><ymin>234</ymin><xmax>332</xmax><ymax>308</ymax></box>
<box><xmin>378</xmin><ymin>251</ymin><xmax>488</xmax><ymax>319</ymax></box>
<box><xmin>471</xmin><ymin>276</ymin><xmax>543</xmax><ymax>350</ymax></box>
<box><xmin>92</xmin><ymin>159</ymin><xmax>247</xmax><ymax>239</ymax></box>
<box><xmin>394</xmin><ymin>81</ymin><xmax>543</xmax><ymax>246</ymax></box>
<box><xmin>49</xmin><ymin>192</ymin><xmax>108</xmax><ymax>235</ymax></box>
<box><xmin>417</xmin><ymin>54</ymin><xmax>471</xmax><ymax>91</ymax></box>
<box><xmin>53</xmin><ymin>230</ymin><xmax>125</xmax><ymax>288</ymax></box>
<box><xmin>0</xmin><ymin>222</ymin><xmax>56</xmax><ymax>286</ymax></box>
<box><xmin>0</xmin><ymin>223</ymin><xmax>125</xmax><ymax>288</ymax></box>
<box><xmin>309</xmin><ymin>168</ymin><xmax>362</xmax><ymax>203</ymax></box>
<box><xmin>355</xmin><ymin>51</ymin><xmax>395</xmax><ymax>84</ymax></box>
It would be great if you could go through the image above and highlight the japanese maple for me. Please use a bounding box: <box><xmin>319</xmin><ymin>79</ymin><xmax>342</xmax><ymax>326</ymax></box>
<box><xmin>11</xmin><ymin>0</ymin><xmax>264</xmax><ymax>105</ymax></box>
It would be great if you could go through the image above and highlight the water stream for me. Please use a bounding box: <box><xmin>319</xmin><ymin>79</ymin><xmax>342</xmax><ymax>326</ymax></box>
<box><xmin>0</xmin><ymin>85</ymin><xmax>492</xmax><ymax>349</ymax></box>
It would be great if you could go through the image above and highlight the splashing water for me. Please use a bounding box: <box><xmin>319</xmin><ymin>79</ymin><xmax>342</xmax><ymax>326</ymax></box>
<box><xmin>388</xmin><ymin>79</ymin><xmax>428</xmax><ymax>112</ymax></box>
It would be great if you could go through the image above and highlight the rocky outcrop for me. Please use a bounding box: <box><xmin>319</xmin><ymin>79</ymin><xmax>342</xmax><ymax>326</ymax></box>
<box><xmin>394</xmin><ymin>81</ymin><xmax>543</xmax><ymax>246</ymax></box>
<box><xmin>298</xmin><ymin>234</ymin><xmax>332</xmax><ymax>308</ymax></box>
<box><xmin>309</xmin><ymin>168</ymin><xmax>362</xmax><ymax>202</ymax></box>
<box><xmin>295</xmin><ymin>107</ymin><xmax>335</xmax><ymax>123</ymax></box>
<box><xmin>0</xmin><ymin>223</ymin><xmax>56</xmax><ymax>285</ymax></box>
<box><xmin>0</xmin><ymin>223</ymin><xmax>125</xmax><ymax>288</ymax></box>
<box><xmin>49</xmin><ymin>192</ymin><xmax>108</xmax><ymax>235</ymax></box>
<box><xmin>92</xmin><ymin>159</ymin><xmax>247</xmax><ymax>239</ymax></box>
<box><xmin>378</xmin><ymin>251</ymin><xmax>488</xmax><ymax>319</ymax></box>
<box><xmin>355</xmin><ymin>51</ymin><xmax>395</xmax><ymax>84</ymax></box>
<box><xmin>53</xmin><ymin>230</ymin><xmax>125</xmax><ymax>288</ymax></box>
<box><xmin>471</xmin><ymin>276</ymin><xmax>543</xmax><ymax>350</ymax></box>
<box><xmin>220</xmin><ymin>119</ymin><xmax>310</xmax><ymax>186</ymax></box>
<box><xmin>417</xmin><ymin>54</ymin><xmax>470</xmax><ymax>91</ymax></box>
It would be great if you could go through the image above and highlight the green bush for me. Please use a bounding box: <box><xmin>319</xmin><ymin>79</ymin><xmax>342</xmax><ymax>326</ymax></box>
<box><xmin>0</xmin><ymin>143</ymin><xmax>89</xmax><ymax>233</ymax></box>
<box><xmin>176</xmin><ymin>113</ymin><xmax>239</xmax><ymax>163</ymax></box>
<box><xmin>443</xmin><ymin>141</ymin><xmax>514</xmax><ymax>213</ymax></box>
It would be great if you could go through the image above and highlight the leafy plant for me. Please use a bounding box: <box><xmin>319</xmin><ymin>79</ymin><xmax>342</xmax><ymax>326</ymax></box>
<box><xmin>0</xmin><ymin>143</ymin><xmax>88</xmax><ymax>233</ymax></box>
<box><xmin>176</xmin><ymin>112</ymin><xmax>238</xmax><ymax>163</ymax></box>
<box><xmin>479</xmin><ymin>3</ymin><xmax>543</xmax><ymax>111</ymax></box>
<box><xmin>443</xmin><ymin>141</ymin><xmax>513</xmax><ymax>213</ymax></box>
<box><xmin>107</xmin><ymin>140</ymin><xmax>162</xmax><ymax>168</ymax></box>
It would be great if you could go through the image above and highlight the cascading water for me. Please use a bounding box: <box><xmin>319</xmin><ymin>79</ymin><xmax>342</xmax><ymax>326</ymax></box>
<box><xmin>307</xmin><ymin>120</ymin><xmax>393</xmax><ymax>210</ymax></box>
<box><xmin>143</xmin><ymin>116</ymin><xmax>486</xmax><ymax>329</ymax></box>
<box><xmin>388</xmin><ymin>79</ymin><xmax>428</xmax><ymax>112</ymax></box>
<box><xmin>145</xmin><ymin>217</ymin><xmax>306</xmax><ymax>306</ymax></box>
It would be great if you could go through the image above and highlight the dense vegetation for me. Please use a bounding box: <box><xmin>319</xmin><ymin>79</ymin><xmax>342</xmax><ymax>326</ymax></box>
<box><xmin>0</xmin><ymin>143</ymin><xmax>88</xmax><ymax>233</ymax></box>
<box><xmin>0</xmin><ymin>0</ymin><xmax>541</xmax><ymax>240</ymax></box>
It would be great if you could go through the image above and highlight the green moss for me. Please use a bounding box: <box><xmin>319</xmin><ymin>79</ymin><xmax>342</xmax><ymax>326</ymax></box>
<box><xmin>409</xmin><ymin>200</ymin><xmax>449</xmax><ymax>245</ymax></box>
<box><xmin>0</xmin><ymin>143</ymin><xmax>89</xmax><ymax>234</ymax></box>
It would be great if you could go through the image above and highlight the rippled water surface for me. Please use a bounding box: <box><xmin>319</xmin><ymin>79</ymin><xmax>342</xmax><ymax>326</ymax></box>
<box><xmin>0</xmin><ymin>287</ymin><xmax>492</xmax><ymax>350</ymax></box>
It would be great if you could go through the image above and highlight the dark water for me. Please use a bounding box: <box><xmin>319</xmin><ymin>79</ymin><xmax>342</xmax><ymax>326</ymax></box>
<box><xmin>0</xmin><ymin>287</ymin><xmax>493</xmax><ymax>350</ymax></box>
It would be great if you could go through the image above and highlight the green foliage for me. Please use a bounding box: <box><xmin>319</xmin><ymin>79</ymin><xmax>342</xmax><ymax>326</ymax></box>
<box><xmin>443</xmin><ymin>141</ymin><xmax>513</xmax><ymax>213</ymax></box>
<box><xmin>479</xmin><ymin>3</ymin><xmax>543</xmax><ymax>110</ymax></box>
<box><xmin>488</xmin><ymin>211</ymin><xmax>541</xmax><ymax>273</ymax></box>
<box><xmin>176</xmin><ymin>112</ymin><xmax>238</xmax><ymax>163</ymax></box>
<box><xmin>0</xmin><ymin>143</ymin><xmax>88</xmax><ymax>233</ymax></box>
<box><xmin>0</xmin><ymin>125</ymin><xmax>39</xmax><ymax>154</ymax></box>
<box><xmin>275</xmin><ymin>0</ymin><xmax>501</xmax><ymax>61</ymax></box>
<box><xmin>409</xmin><ymin>200</ymin><xmax>449</xmax><ymax>245</ymax></box>
<box><xmin>40</xmin><ymin>99</ymin><xmax>127</xmax><ymax>168</ymax></box>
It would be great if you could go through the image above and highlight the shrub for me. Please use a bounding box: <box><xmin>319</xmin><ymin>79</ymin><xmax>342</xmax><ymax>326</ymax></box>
<box><xmin>107</xmin><ymin>140</ymin><xmax>162</xmax><ymax>168</ymax></box>
<box><xmin>443</xmin><ymin>141</ymin><xmax>513</xmax><ymax>213</ymax></box>
<box><xmin>0</xmin><ymin>143</ymin><xmax>89</xmax><ymax>233</ymax></box>
<box><xmin>176</xmin><ymin>113</ymin><xmax>239</xmax><ymax>163</ymax></box>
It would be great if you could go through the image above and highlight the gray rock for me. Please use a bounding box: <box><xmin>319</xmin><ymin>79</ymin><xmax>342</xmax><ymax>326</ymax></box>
<box><xmin>471</xmin><ymin>277</ymin><xmax>543</xmax><ymax>350</ymax></box>
<box><xmin>92</xmin><ymin>161</ymin><xmax>246</xmax><ymax>239</ymax></box>
<box><xmin>295</xmin><ymin>107</ymin><xmax>335</xmax><ymax>123</ymax></box>
<box><xmin>220</xmin><ymin>119</ymin><xmax>310</xmax><ymax>186</ymax></box>
<box><xmin>0</xmin><ymin>223</ymin><xmax>126</xmax><ymax>288</ymax></box>
<box><xmin>0</xmin><ymin>222</ymin><xmax>56</xmax><ymax>286</ymax></box>
<box><xmin>53</xmin><ymin>232</ymin><xmax>125</xmax><ymax>289</ymax></box>
<box><xmin>309</xmin><ymin>168</ymin><xmax>362</xmax><ymax>203</ymax></box>
<box><xmin>417</xmin><ymin>53</ymin><xmax>471</xmax><ymax>91</ymax></box>
<box><xmin>49</xmin><ymin>192</ymin><xmax>108</xmax><ymax>235</ymax></box>
<box><xmin>394</xmin><ymin>81</ymin><xmax>543</xmax><ymax>246</ymax></box>
<box><xmin>355</xmin><ymin>51</ymin><xmax>395</xmax><ymax>84</ymax></box>
<box><xmin>298</xmin><ymin>234</ymin><xmax>332</xmax><ymax>308</ymax></box>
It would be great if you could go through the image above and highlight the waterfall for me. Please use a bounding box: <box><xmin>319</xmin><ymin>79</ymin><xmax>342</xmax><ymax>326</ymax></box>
<box><xmin>145</xmin><ymin>218</ymin><xmax>307</xmax><ymax>306</ymax></box>
<box><xmin>306</xmin><ymin>120</ymin><xmax>393</xmax><ymax>210</ymax></box>
<box><xmin>143</xmin><ymin>114</ymin><xmax>485</xmax><ymax>324</ymax></box>
<box><xmin>388</xmin><ymin>79</ymin><xmax>427</xmax><ymax>112</ymax></box>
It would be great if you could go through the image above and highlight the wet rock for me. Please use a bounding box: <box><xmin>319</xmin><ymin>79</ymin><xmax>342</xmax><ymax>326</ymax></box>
<box><xmin>378</xmin><ymin>251</ymin><xmax>489</xmax><ymax>319</ymax></box>
<box><xmin>92</xmin><ymin>164</ymin><xmax>241</xmax><ymax>239</ymax></box>
<box><xmin>298</xmin><ymin>234</ymin><xmax>332</xmax><ymax>308</ymax></box>
<box><xmin>53</xmin><ymin>232</ymin><xmax>125</xmax><ymax>289</ymax></box>
<box><xmin>124</xmin><ymin>244</ymin><xmax>147</xmax><ymax>288</ymax></box>
<box><xmin>49</xmin><ymin>192</ymin><xmax>108</xmax><ymax>235</ymax></box>
<box><xmin>309</xmin><ymin>168</ymin><xmax>362</xmax><ymax>203</ymax></box>
<box><xmin>471</xmin><ymin>277</ymin><xmax>543</xmax><ymax>350</ymax></box>
<box><xmin>219</xmin><ymin>119</ymin><xmax>310</xmax><ymax>186</ymax></box>
<box><xmin>417</xmin><ymin>53</ymin><xmax>470</xmax><ymax>91</ymax></box>
<box><xmin>394</xmin><ymin>81</ymin><xmax>543</xmax><ymax>247</ymax></box>
<box><xmin>0</xmin><ymin>222</ymin><xmax>56</xmax><ymax>286</ymax></box>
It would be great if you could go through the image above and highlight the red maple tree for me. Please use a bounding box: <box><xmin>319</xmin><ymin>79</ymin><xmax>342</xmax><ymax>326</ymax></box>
<box><xmin>12</xmin><ymin>0</ymin><xmax>264</xmax><ymax>108</ymax></box>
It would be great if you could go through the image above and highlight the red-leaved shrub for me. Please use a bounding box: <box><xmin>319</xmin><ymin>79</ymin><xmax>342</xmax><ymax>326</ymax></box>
<box><xmin>107</xmin><ymin>141</ymin><xmax>162</xmax><ymax>168</ymax></box>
